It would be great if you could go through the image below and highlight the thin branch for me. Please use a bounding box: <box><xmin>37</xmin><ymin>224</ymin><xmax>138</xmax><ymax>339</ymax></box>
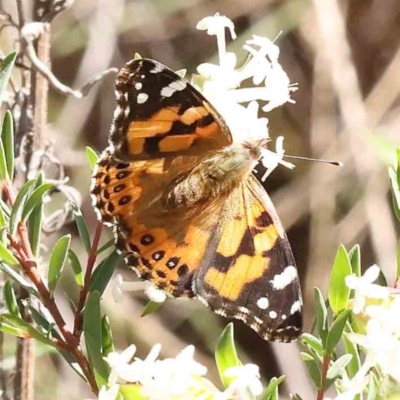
<box><xmin>73</xmin><ymin>221</ymin><xmax>103</xmax><ymax>337</ymax></box>
<box><xmin>25</xmin><ymin>41</ymin><xmax>117</xmax><ymax>98</ymax></box>
<box><xmin>317</xmin><ymin>353</ymin><xmax>330</xmax><ymax>400</ymax></box>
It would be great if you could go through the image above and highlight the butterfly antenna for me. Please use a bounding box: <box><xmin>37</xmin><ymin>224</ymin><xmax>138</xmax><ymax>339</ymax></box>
<box><xmin>283</xmin><ymin>154</ymin><xmax>343</xmax><ymax>167</ymax></box>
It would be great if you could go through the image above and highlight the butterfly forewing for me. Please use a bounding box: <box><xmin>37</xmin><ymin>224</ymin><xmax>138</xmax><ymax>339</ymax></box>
<box><xmin>110</xmin><ymin>58</ymin><xmax>232</xmax><ymax>161</ymax></box>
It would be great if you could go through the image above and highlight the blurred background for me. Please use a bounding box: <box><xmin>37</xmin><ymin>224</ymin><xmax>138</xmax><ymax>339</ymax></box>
<box><xmin>1</xmin><ymin>0</ymin><xmax>400</xmax><ymax>399</ymax></box>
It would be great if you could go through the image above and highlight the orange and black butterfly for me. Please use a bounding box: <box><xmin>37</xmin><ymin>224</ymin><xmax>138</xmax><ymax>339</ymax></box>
<box><xmin>91</xmin><ymin>58</ymin><xmax>303</xmax><ymax>342</ymax></box>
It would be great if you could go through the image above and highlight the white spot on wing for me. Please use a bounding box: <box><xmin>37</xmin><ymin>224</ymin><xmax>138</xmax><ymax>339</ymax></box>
<box><xmin>269</xmin><ymin>311</ymin><xmax>277</xmax><ymax>319</ymax></box>
<box><xmin>161</xmin><ymin>86</ymin><xmax>175</xmax><ymax>98</ymax></box>
<box><xmin>270</xmin><ymin>266</ymin><xmax>298</xmax><ymax>290</ymax></box>
<box><xmin>135</xmin><ymin>82</ymin><xmax>143</xmax><ymax>90</ymax></box>
<box><xmin>238</xmin><ymin>306</ymin><xmax>250</xmax><ymax>314</ymax></box>
<box><xmin>161</xmin><ymin>79</ymin><xmax>187</xmax><ymax>98</ymax></box>
<box><xmin>150</xmin><ymin>63</ymin><xmax>164</xmax><ymax>73</ymax></box>
<box><xmin>257</xmin><ymin>297</ymin><xmax>269</xmax><ymax>310</ymax></box>
<box><xmin>137</xmin><ymin>93</ymin><xmax>148</xmax><ymax>104</ymax></box>
<box><xmin>290</xmin><ymin>300</ymin><xmax>302</xmax><ymax>315</ymax></box>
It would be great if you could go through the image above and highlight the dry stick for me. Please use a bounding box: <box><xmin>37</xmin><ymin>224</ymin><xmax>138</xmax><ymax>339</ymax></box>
<box><xmin>73</xmin><ymin>221</ymin><xmax>103</xmax><ymax>337</ymax></box>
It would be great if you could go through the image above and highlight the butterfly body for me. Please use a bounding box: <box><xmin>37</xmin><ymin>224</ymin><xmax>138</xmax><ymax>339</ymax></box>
<box><xmin>91</xmin><ymin>58</ymin><xmax>303</xmax><ymax>342</ymax></box>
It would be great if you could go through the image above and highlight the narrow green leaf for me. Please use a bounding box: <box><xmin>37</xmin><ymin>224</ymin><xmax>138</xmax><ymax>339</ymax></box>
<box><xmin>97</xmin><ymin>238</ymin><xmax>115</xmax><ymax>255</ymax></box>
<box><xmin>215</xmin><ymin>323</ymin><xmax>241</xmax><ymax>388</ymax></box>
<box><xmin>397</xmin><ymin>239</ymin><xmax>400</xmax><ymax>279</ymax></box>
<box><xmin>376</xmin><ymin>269</ymin><xmax>388</xmax><ymax>287</ymax></box>
<box><xmin>86</xmin><ymin>146</ymin><xmax>99</xmax><ymax>170</ymax></box>
<box><xmin>0</xmin><ymin>314</ymin><xmax>55</xmax><ymax>347</ymax></box>
<box><xmin>0</xmin><ymin>321</ymin><xmax>27</xmax><ymax>338</ymax></box>
<box><xmin>83</xmin><ymin>291</ymin><xmax>109</xmax><ymax>388</ymax></box>
<box><xmin>1</xmin><ymin>111</ymin><xmax>14</xmax><ymax>178</ymax></box>
<box><xmin>0</xmin><ymin>262</ymin><xmax>39</xmax><ymax>297</ymax></box>
<box><xmin>72</xmin><ymin>204</ymin><xmax>91</xmax><ymax>253</ymax></box>
<box><xmin>260</xmin><ymin>375</ymin><xmax>286</xmax><ymax>400</ymax></box>
<box><xmin>101</xmin><ymin>316</ymin><xmax>114</xmax><ymax>356</ymax></box>
<box><xmin>9</xmin><ymin>179</ymin><xmax>36</xmax><ymax>235</ymax></box>
<box><xmin>300</xmin><ymin>352</ymin><xmax>321</xmax><ymax>389</ymax></box>
<box><xmin>389</xmin><ymin>167</ymin><xmax>400</xmax><ymax>222</ymax></box>
<box><xmin>397</xmin><ymin>148</ymin><xmax>400</xmax><ymax>190</ymax></box>
<box><xmin>348</xmin><ymin>244</ymin><xmax>361</xmax><ymax>277</ymax></box>
<box><xmin>291</xmin><ymin>394</ymin><xmax>304</xmax><ymax>400</ymax></box>
<box><xmin>0</xmin><ymin>52</ymin><xmax>17</xmax><ymax>107</ymax></box>
<box><xmin>329</xmin><ymin>245</ymin><xmax>352</xmax><ymax>315</ymax></box>
<box><xmin>0</xmin><ymin>199</ymin><xmax>10</xmax><ymax>218</ymax></box>
<box><xmin>343</xmin><ymin>322</ymin><xmax>361</xmax><ymax>379</ymax></box>
<box><xmin>68</xmin><ymin>249</ymin><xmax>84</xmax><ymax>287</ymax></box>
<box><xmin>120</xmin><ymin>384</ymin><xmax>147</xmax><ymax>400</ymax></box>
<box><xmin>175</xmin><ymin>69</ymin><xmax>187</xmax><ymax>78</ymax></box>
<box><xmin>89</xmin><ymin>250</ymin><xmax>120</xmax><ymax>295</ymax></box>
<box><xmin>326</xmin><ymin>309</ymin><xmax>351</xmax><ymax>354</ymax></box>
<box><xmin>141</xmin><ymin>300</ymin><xmax>163</xmax><ymax>317</ymax></box>
<box><xmin>48</xmin><ymin>235</ymin><xmax>71</xmax><ymax>292</ymax></box>
<box><xmin>0</xmin><ymin>136</ymin><xmax>8</xmax><ymax>180</ymax></box>
<box><xmin>0</xmin><ymin>241</ymin><xmax>19</xmax><ymax>266</ymax></box>
<box><xmin>0</xmin><ymin>202</ymin><xmax>6</xmax><ymax>228</ymax></box>
<box><xmin>326</xmin><ymin>354</ymin><xmax>352</xmax><ymax>380</ymax></box>
<box><xmin>28</xmin><ymin>202</ymin><xmax>43</xmax><ymax>256</ymax></box>
<box><xmin>367</xmin><ymin>373</ymin><xmax>378</xmax><ymax>400</ymax></box>
<box><xmin>22</xmin><ymin>183</ymin><xmax>53</xmax><ymax>222</ymax></box>
<box><xmin>314</xmin><ymin>287</ymin><xmax>328</xmax><ymax>346</ymax></box>
<box><xmin>4</xmin><ymin>280</ymin><xmax>19</xmax><ymax>316</ymax></box>
<box><xmin>133</xmin><ymin>53</ymin><xmax>142</xmax><ymax>60</ymax></box>
<box><xmin>300</xmin><ymin>333</ymin><xmax>324</xmax><ymax>357</ymax></box>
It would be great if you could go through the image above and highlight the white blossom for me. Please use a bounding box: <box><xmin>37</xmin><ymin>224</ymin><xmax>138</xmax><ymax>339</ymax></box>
<box><xmin>86</xmin><ymin>385</ymin><xmax>119</xmax><ymax>400</ymax></box>
<box><xmin>111</xmin><ymin>273</ymin><xmax>167</xmax><ymax>304</ymax></box>
<box><xmin>195</xmin><ymin>13</ymin><xmax>297</xmax><ymax>179</ymax></box>
<box><xmin>223</xmin><ymin>364</ymin><xmax>263</xmax><ymax>398</ymax></box>
<box><xmin>345</xmin><ymin>265</ymin><xmax>390</xmax><ymax>314</ymax></box>
<box><xmin>104</xmin><ymin>344</ymin><xmax>137</xmax><ymax>385</ymax></box>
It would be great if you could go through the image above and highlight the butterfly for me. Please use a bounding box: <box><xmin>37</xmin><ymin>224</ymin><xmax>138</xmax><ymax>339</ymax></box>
<box><xmin>91</xmin><ymin>58</ymin><xmax>303</xmax><ymax>342</ymax></box>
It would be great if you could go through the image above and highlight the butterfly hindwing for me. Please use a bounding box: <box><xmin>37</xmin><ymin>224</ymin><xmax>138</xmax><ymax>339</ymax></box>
<box><xmin>111</xmin><ymin>58</ymin><xmax>232</xmax><ymax>161</ymax></box>
<box><xmin>193</xmin><ymin>175</ymin><xmax>303</xmax><ymax>342</ymax></box>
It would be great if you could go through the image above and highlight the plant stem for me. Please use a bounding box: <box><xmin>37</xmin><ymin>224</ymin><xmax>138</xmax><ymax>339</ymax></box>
<box><xmin>74</xmin><ymin>220</ymin><xmax>103</xmax><ymax>337</ymax></box>
<box><xmin>317</xmin><ymin>353</ymin><xmax>331</xmax><ymax>400</ymax></box>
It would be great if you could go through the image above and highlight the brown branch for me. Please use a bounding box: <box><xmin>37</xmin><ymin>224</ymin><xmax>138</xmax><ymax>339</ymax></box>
<box><xmin>317</xmin><ymin>353</ymin><xmax>331</xmax><ymax>400</ymax></box>
<box><xmin>73</xmin><ymin>221</ymin><xmax>103</xmax><ymax>337</ymax></box>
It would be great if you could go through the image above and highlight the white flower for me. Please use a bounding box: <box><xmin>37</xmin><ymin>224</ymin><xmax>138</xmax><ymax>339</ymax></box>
<box><xmin>111</xmin><ymin>274</ymin><xmax>167</xmax><ymax>304</ymax></box>
<box><xmin>86</xmin><ymin>385</ymin><xmax>119</xmax><ymax>400</ymax></box>
<box><xmin>345</xmin><ymin>265</ymin><xmax>390</xmax><ymax>314</ymax></box>
<box><xmin>223</xmin><ymin>364</ymin><xmax>263</xmax><ymax>398</ymax></box>
<box><xmin>194</xmin><ymin>14</ymin><xmax>297</xmax><ymax>178</ymax></box>
<box><xmin>104</xmin><ymin>345</ymin><xmax>137</xmax><ymax>385</ymax></box>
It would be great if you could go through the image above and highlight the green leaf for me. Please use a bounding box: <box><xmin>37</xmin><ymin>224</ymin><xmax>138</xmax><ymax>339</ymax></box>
<box><xmin>68</xmin><ymin>249</ymin><xmax>84</xmax><ymax>287</ymax></box>
<box><xmin>0</xmin><ymin>52</ymin><xmax>17</xmax><ymax>108</ymax></box>
<box><xmin>348</xmin><ymin>244</ymin><xmax>361</xmax><ymax>277</ymax></box>
<box><xmin>0</xmin><ymin>240</ymin><xmax>19</xmax><ymax>266</ymax></box>
<box><xmin>215</xmin><ymin>323</ymin><xmax>241</xmax><ymax>388</ymax></box>
<box><xmin>120</xmin><ymin>384</ymin><xmax>148</xmax><ymax>400</ymax></box>
<box><xmin>175</xmin><ymin>69</ymin><xmax>187</xmax><ymax>78</ymax></box>
<box><xmin>4</xmin><ymin>280</ymin><xmax>19</xmax><ymax>316</ymax></box>
<box><xmin>300</xmin><ymin>352</ymin><xmax>321</xmax><ymax>389</ymax></box>
<box><xmin>326</xmin><ymin>354</ymin><xmax>352</xmax><ymax>380</ymax></box>
<box><xmin>389</xmin><ymin>167</ymin><xmax>400</xmax><ymax>222</ymax></box>
<box><xmin>101</xmin><ymin>316</ymin><xmax>114</xmax><ymax>356</ymax></box>
<box><xmin>326</xmin><ymin>309</ymin><xmax>351</xmax><ymax>354</ymax></box>
<box><xmin>28</xmin><ymin>202</ymin><xmax>43</xmax><ymax>257</ymax></box>
<box><xmin>1</xmin><ymin>111</ymin><xmax>14</xmax><ymax>178</ymax></box>
<box><xmin>329</xmin><ymin>245</ymin><xmax>352</xmax><ymax>315</ymax></box>
<box><xmin>86</xmin><ymin>146</ymin><xmax>99</xmax><ymax>170</ymax></box>
<box><xmin>343</xmin><ymin>322</ymin><xmax>361</xmax><ymax>379</ymax></box>
<box><xmin>398</xmin><ymin>239</ymin><xmax>400</xmax><ymax>279</ymax></box>
<box><xmin>0</xmin><ymin>134</ymin><xmax>8</xmax><ymax>180</ymax></box>
<box><xmin>72</xmin><ymin>204</ymin><xmax>91</xmax><ymax>253</ymax></box>
<box><xmin>0</xmin><ymin>314</ymin><xmax>56</xmax><ymax>347</ymax></box>
<box><xmin>314</xmin><ymin>287</ymin><xmax>328</xmax><ymax>346</ymax></box>
<box><xmin>300</xmin><ymin>333</ymin><xmax>324</xmax><ymax>357</ymax></box>
<box><xmin>367</xmin><ymin>373</ymin><xmax>378</xmax><ymax>400</ymax></box>
<box><xmin>89</xmin><ymin>250</ymin><xmax>120</xmax><ymax>295</ymax></box>
<box><xmin>0</xmin><ymin>262</ymin><xmax>39</xmax><ymax>297</ymax></box>
<box><xmin>133</xmin><ymin>53</ymin><xmax>142</xmax><ymax>60</ymax></box>
<box><xmin>260</xmin><ymin>375</ymin><xmax>286</xmax><ymax>400</ymax></box>
<box><xmin>376</xmin><ymin>269</ymin><xmax>388</xmax><ymax>287</ymax></box>
<box><xmin>9</xmin><ymin>179</ymin><xmax>36</xmax><ymax>235</ymax></box>
<box><xmin>291</xmin><ymin>394</ymin><xmax>304</xmax><ymax>400</ymax></box>
<box><xmin>48</xmin><ymin>235</ymin><xmax>71</xmax><ymax>293</ymax></box>
<box><xmin>97</xmin><ymin>238</ymin><xmax>115</xmax><ymax>255</ymax></box>
<box><xmin>22</xmin><ymin>183</ymin><xmax>53</xmax><ymax>222</ymax></box>
<box><xmin>83</xmin><ymin>291</ymin><xmax>109</xmax><ymax>388</ymax></box>
<box><xmin>141</xmin><ymin>300</ymin><xmax>163</xmax><ymax>317</ymax></box>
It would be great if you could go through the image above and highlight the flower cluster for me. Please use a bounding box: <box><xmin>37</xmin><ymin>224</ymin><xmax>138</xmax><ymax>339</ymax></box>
<box><xmin>330</xmin><ymin>265</ymin><xmax>400</xmax><ymax>398</ymax></box>
<box><xmin>196</xmin><ymin>13</ymin><xmax>297</xmax><ymax>180</ymax></box>
<box><xmin>92</xmin><ymin>344</ymin><xmax>263</xmax><ymax>400</ymax></box>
